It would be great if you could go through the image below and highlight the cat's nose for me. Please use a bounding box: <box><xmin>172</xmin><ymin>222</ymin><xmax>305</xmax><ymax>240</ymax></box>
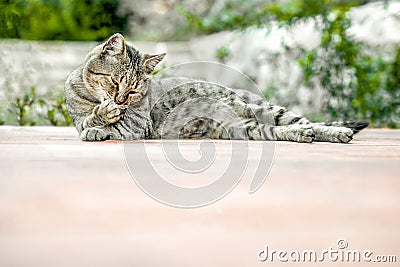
<box><xmin>114</xmin><ymin>93</ymin><xmax>123</xmax><ymax>105</ymax></box>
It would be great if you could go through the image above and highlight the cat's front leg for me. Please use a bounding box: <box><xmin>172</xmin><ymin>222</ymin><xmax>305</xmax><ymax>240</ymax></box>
<box><xmin>83</xmin><ymin>99</ymin><xmax>124</xmax><ymax>128</ymax></box>
<box><xmin>80</xmin><ymin>127</ymin><xmax>113</xmax><ymax>141</ymax></box>
<box><xmin>80</xmin><ymin>124</ymin><xmax>143</xmax><ymax>141</ymax></box>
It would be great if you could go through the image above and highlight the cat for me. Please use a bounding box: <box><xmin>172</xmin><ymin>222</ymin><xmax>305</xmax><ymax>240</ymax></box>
<box><xmin>64</xmin><ymin>33</ymin><xmax>368</xmax><ymax>142</ymax></box>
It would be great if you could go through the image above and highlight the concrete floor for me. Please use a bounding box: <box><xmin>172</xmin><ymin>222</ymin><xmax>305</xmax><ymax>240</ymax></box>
<box><xmin>0</xmin><ymin>126</ymin><xmax>399</xmax><ymax>266</ymax></box>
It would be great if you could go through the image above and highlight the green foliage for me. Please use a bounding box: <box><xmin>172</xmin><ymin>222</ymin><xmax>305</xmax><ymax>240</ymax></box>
<box><xmin>181</xmin><ymin>0</ymin><xmax>400</xmax><ymax>127</ymax></box>
<box><xmin>0</xmin><ymin>0</ymin><xmax>129</xmax><ymax>41</ymax></box>
<box><xmin>13</xmin><ymin>87</ymin><xmax>37</xmax><ymax>126</ymax></box>
<box><xmin>0</xmin><ymin>87</ymin><xmax>72</xmax><ymax>126</ymax></box>
<box><xmin>44</xmin><ymin>94</ymin><xmax>73</xmax><ymax>126</ymax></box>
<box><xmin>0</xmin><ymin>51</ymin><xmax>72</xmax><ymax>126</ymax></box>
<box><xmin>216</xmin><ymin>45</ymin><xmax>231</xmax><ymax>62</ymax></box>
<box><xmin>179</xmin><ymin>0</ymin><xmax>368</xmax><ymax>34</ymax></box>
<box><xmin>298</xmin><ymin>7</ymin><xmax>399</xmax><ymax>127</ymax></box>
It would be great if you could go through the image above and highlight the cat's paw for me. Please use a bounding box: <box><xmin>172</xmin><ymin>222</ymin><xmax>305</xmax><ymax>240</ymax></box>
<box><xmin>279</xmin><ymin>124</ymin><xmax>315</xmax><ymax>143</ymax></box>
<box><xmin>332</xmin><ymin>127</ymin><xmax>353</xmax><ymax>143</ymax></box>
<box><xmin>80</xmin><ymin>127</ymin><xmax>110</xmax><ymax>141</ymax></box>
<box><xmin>296</xmin><ymin>125</ymin><xmax>315</xmax><ymax>143</ymax></box>
<box><xmin>313</xmin><ymin>125</ymin><xmax>353</xmax><ymax>143</ymax></box>
<box><xmin>98</xmin><ymin>99</ymin><xmax>124</xmax><ymax>124</ymax></box>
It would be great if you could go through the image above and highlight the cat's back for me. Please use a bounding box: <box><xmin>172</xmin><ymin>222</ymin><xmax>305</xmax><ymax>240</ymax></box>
<box><xmin>150</xmin><ymin>76</ymin><xmax>193</xmax><ymax>96</ymax></box>
<box><xmin>149</xmin><ymin>76</ymin><xmax>265</xmax><ymax>105</ymax></box>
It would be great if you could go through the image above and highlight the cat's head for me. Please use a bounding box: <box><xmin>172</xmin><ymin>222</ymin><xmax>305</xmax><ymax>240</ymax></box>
<box><xmin>83</xmin><ymin>33</ymin><xmax>165</xmax><ymax>106</ymax></box>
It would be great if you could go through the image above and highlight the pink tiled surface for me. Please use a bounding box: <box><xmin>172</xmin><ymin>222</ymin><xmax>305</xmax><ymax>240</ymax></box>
<box><xmin>0</xmin><ymin>127</ymin><xmax>399</xmax><ymax>266</ymax></box>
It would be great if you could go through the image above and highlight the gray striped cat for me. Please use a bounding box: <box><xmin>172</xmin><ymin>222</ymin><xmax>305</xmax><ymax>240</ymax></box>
<box><xmin>65</xmin><ymin>33</ymin><xmax>368</xmax><ymax>142</ymax></box>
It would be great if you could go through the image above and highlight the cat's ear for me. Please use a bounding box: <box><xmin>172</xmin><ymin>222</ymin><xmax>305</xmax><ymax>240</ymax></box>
<box><xmin>142</xmin><ymin>53</ymin><xmax>166</xmax><ymax>74</ymax></box>
<box><xmin>102</xmin><ymin>33</ymin><xmax>126</xmax><ymax>56</ymax></box>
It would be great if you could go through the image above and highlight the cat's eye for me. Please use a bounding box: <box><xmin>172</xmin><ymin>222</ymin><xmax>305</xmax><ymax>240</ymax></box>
<box><xmin>88</xmin><ymin>69</ymin><xmax>111</xmax><ymax>76</ymax></box>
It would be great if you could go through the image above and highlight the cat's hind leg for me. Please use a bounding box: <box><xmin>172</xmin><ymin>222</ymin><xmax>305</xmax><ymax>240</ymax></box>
<box><xmin>177</xmin><ymin>118</ymin><xmax>314</xmax><ymax>143</ymax></box>
<box><xmin>211</xmin><ymin>119</ymin><xmax>315</xmax><ymax>143</ymax></box>
<box><xmin>277</xmin><ymin>115</ymin><xmax>354</xmax><ymax>143</ymax></box>
<box><xmin>311</xmin><ymin>125</ymin><xmax>353</xmax><ymax>143</ymax></box>
<box><xmin>266</xmin><ymin>105</ymin><xmax>310</xmax><ymax>126</ymax></box>
<box><xmin>263</xmin><ymin>124</ymin><xmax>315</xmax><ymax>143</ymax></box>
<box><xmin>233</xmin><ymin>90</ymin><xmax>361</xmax><ymax>143</ymax></box>
<box><xmin>315</xmin><ymin>120</ymin><xmax>369</xmax><ymax>134</ymax></box>
<box><xmin>264</xmin><ymin>105</ymin><xmax>357</xmax><ymax>143</ymax></box>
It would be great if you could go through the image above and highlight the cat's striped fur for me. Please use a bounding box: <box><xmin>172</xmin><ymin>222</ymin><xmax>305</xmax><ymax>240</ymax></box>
<box><xmin>65</xmin><ymin>33</ymin><xmax>368</xmax><ymax>142</ymax></box>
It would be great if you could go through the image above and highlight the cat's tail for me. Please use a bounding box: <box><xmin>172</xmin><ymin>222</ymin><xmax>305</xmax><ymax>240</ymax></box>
<box><xmin>317</xmin><ymin>120</ymin><xmax>369</xmax><ymax>134</ymax></box>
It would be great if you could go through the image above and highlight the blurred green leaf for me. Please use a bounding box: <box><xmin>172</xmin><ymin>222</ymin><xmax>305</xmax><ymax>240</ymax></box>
<box><xmin>181</xmin><ymin>0</ymin><xmax>399</xmax><ymax>127</ymax></box>
<box><xmin>0</xmin><ymin>0</ymin><xmax>129</xmax><ymax>41</ymax></box>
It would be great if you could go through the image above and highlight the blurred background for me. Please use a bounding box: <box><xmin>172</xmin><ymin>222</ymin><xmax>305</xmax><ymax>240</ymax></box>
<box><xmin>0</xmin><ymin>0</ymin><xmax>399</xmax><ymax>127</ymax></box>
